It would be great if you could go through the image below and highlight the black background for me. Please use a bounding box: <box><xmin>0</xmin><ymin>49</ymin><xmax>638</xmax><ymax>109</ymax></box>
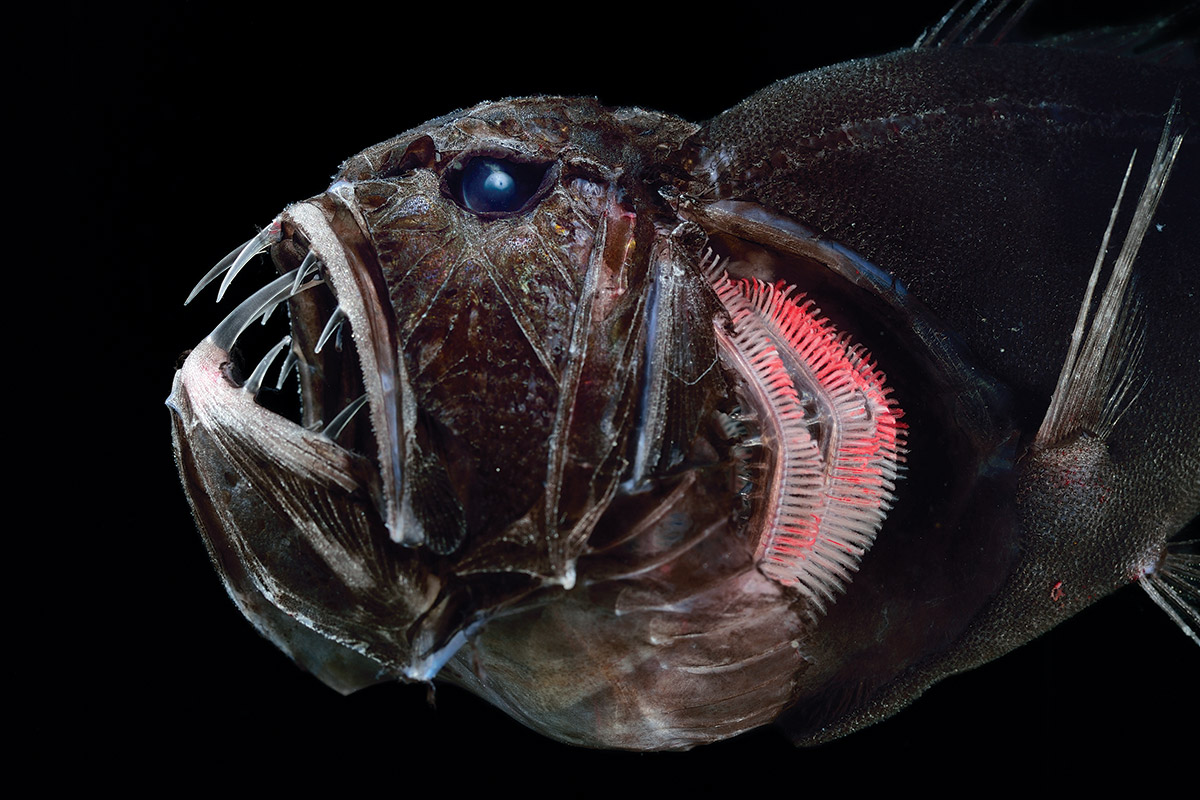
<box><xmin>51</xmin><ymin>0</ymin><xmax>1197</xmax><ymax>790</ymax></box>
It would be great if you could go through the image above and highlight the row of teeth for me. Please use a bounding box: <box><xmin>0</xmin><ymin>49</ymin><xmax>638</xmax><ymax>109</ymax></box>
<box><xmin>185</xmin><ymin>217</ymin><xmax>368</xmax><ymax>442</ymax></box>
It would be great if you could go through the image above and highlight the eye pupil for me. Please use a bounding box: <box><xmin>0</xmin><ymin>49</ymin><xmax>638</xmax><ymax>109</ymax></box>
<box><xmin>458</xmin><ymin>156</ymin><xmax>547</xmax><ymax>214</ymax></box>
<box><xmin>481</xmin><ymin>166</ymin><xmax>514</xmax><ymax>197</ymax></box>
<box><xmin>463</xmin><ymin>159</ymin><xmax>518</xmax><ymax>212</ymax></box>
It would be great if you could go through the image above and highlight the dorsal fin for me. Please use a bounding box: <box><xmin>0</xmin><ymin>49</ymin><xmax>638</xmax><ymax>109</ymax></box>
<box><xmin>914</xmin><ymin>0</ymin><xmax>1034</xmax><ymax>49</ymax></box>
<box><xmin>916</xmin><ymin>1</ymin><xmax>1196</xmax><ymax>65</ymax></box>
<box><xmin>1038</xmin><ymin>7</ymin><xmax>1199</xmax><ymax>68</ymax></box>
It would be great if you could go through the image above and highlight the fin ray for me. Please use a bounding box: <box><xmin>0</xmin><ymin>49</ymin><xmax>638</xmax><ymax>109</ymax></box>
<box><xmin>1140</xmin><ymin>539</ymin><xmax>1200</xmax><ymax>646</ymax></box>
<box><xmin>1035</xmin><ymin>101</ymin><xmax>1185</xmax><ymax>448</ymax></box>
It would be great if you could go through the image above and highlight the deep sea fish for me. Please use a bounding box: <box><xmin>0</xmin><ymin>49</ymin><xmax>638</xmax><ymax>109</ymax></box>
<box><xmin>168</xmin><ymin>2</ymin><xmax>1198</xmax><ymax>750</ymax></box>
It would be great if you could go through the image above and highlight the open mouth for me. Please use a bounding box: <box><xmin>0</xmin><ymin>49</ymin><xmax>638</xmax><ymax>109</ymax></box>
<box><xmin>180</xmin><ymin>207</ymin><xmax>379</xmax><ymax>495</ymax></box>
<box><xmin>183</xmin><ymin>188</ymin><xmax>455</xmax><ymax>549</ymax></box>
<box><xmin>196</xmin><ymin>224</ymin><xmax>369</xmax><ymax>449</ymax></box>
<box><xmin>169</xmin><ymin>189</ymin><xmax>486</xmax><ymax>682</ymax></box>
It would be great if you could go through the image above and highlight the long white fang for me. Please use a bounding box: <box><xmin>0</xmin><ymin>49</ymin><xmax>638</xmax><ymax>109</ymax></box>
<box><xmin>185</xmin><ymin>236</ymin><xmax>256</xmax><ymax>305</ymax></box>
<box><xmin>276</xmin><ymin>346</ymin><xmax>299</xmax><ymax>391</ymax></box>
<box><xmin>315</xmin><ymin>307</ymin><xmax>348</xmax><ymax>354</ymax></box>
<box><xmin>243</xmin><ymin>336</ymin><xmax>291</xmax><ymax>396</ymax></box>
<box><xmin>209</xmin><ymin>268</ymin><xmax>300</xmax><ymax>352</ymax></box>
<box><xmin>259</xmin><ymin>276</ymin><xmax>323</xmax><ymax>328</ymax></box>
<box><xmin>291</xmin><ymin>250</ymin><xmax>319</xmax><ymax>296</ymax></box>
<box><xmin>216</xmin><ymin>223</ymin><xmax>280</xmax><ymax>303</ymax></box>
<box><xmin>323</xmin><ymin>394</ymin><xmax>368</xmax><ymax>442</ymax></box>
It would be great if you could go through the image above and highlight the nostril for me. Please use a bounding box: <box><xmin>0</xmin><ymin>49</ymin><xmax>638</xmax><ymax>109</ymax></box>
<box><xmin>377</xmin><ymin>134</ymin><xmax>437</xmax><ymax>179</ymax></box>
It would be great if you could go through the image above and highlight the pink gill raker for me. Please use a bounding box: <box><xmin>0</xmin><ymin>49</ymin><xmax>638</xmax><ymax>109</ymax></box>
<box><xmin>706</xmin><ymin>257</ymin><xmax>905</xmax><ymax>612</ymax></box>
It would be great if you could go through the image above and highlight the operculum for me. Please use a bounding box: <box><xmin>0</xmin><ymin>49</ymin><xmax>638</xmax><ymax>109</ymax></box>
<box><xmin>674</xmin><ymin>199</ymin><xmax>1027</xmax><ymax>737</ymax></box>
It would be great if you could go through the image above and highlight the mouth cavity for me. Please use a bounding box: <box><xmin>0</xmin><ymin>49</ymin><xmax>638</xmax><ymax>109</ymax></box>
<box><xmin>176</xmin><ymin>193</ymin><xmax>487</xmax><ymax>680</ymax></box>
<box><xmin>181</xmin><ymin>191</ymin><xmax>415</xmax><ymax>545</ymax></box>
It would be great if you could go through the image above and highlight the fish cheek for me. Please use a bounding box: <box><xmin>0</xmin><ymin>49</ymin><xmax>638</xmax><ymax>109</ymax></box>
<box><xmin>358</xmin><ymin>176</ymin><xmax>600</xmax><ymax>544</ymax></box>
<box><xmin>407</xmin><ymin>257</ymin><xmax>560</xmax><ymax>540</ymax></box>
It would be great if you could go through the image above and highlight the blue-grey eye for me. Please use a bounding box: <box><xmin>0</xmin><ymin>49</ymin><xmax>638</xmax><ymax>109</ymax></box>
<box><xmin>456</xmin><ymin>156</ymin><xmax>550</xmax><ymax>215</ymax></box>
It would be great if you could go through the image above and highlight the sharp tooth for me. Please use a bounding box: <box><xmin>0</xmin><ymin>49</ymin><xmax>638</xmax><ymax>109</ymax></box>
<box><xmin>276</xmin><ymin>346</ymin><xmax>299</xmax><ymax>391</ymax></box>
<box><xmin>291</xmin><ymin>251</ymin><xmax>319</xmax><ymax>296</ymax></box>
<box><xmin>322</xmin><ymin>394</ymin><xmax>368</xmax><ymax>441</ymax></box>
<box><xmin>185</xmin><ymin>237</ymin><xmax>255</xmax><ymax>305</ymax></box>
<box><xmin>185</xmin><ymin>220</ymin><xmax>282</xmax><ymax>305</ymax></box>
<box><xmin>259</xmin><ymin>271</ymin><xmax>320</xmax><ymax>327</ymax></box>
<box><xmin>216</xmin><ymin>222</ymin><xmax>281</xmax><ymax>303</ymax></box>
<box><xmin>242</xmin><ymin>336</ymin><xmax>292</xmax><ymax>396</ymax></box>
<box><xmin>258</xmin><ymin>299</ymin><xmax>281</xmax><ymax>327</ymax></box>
<box><xmin>209</xmin><ymin>268</ymin><xmax>300</xmax><ymax>352</ymax></box>
<box><xmin>315</xmin><ymin>307</ymin><xmax>348</xmax><ymax>354</ymax></box>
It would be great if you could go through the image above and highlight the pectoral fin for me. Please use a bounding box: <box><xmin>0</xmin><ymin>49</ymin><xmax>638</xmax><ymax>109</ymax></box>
<box><xmin>1031</xmin><ymin>100</ymin><xmax>1197</xmax><ymax>645</ymax></box>
<box><xmin>1034</xmin><ymin>105</ymin><xmax>1184</xmax><ymax>448</ymax></box>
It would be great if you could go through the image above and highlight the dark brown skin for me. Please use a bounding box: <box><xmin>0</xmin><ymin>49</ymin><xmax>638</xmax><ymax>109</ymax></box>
<box><xmin>168</xmin><ymin>6</ymin><xmax>1197</xmax><ymax>752</ymax></box>
<box><xmin>689</xmin><ymin>43</ymin><xmax>1199</xmax><ymax>742</ymax></box>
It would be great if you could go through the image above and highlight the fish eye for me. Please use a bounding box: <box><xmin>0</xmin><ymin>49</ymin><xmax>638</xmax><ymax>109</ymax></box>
<box><xmin>451</xmin><ymin>156</ymin><xmax>552</xmax><ymax>215</ymax></box>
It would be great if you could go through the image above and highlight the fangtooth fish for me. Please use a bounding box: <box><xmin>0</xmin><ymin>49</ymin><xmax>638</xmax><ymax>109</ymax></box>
<box><xmin>168</xmin><ymin>2</ymin><xmax>1198</xmax><ymax>750</ymax></box>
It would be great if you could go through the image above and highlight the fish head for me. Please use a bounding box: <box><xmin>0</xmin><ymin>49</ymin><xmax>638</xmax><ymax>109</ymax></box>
<box><xmin>298</xmin><ymin>98</ymin><xmax>697</xmax><ymax>559</ymax></box>
<box><xmin>170</xmin><ymin>97</ymin><xmax>735</xmax><ymax>691</ymax></box>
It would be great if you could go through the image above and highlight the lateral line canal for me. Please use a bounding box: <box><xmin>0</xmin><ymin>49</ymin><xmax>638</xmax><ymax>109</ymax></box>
<box><xmin>708</xmin><ymin>263</ymin><xmax>905</xmax><ymax>613</ymax></box>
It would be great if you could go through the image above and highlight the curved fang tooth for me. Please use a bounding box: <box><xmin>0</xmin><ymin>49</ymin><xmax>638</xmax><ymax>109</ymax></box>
<box><xmin>322</xmin><ymin>394</ymin><xmax>368</xmax><ymax>442</ymax></box>
<box><xmin>259</xmin><ymin>297</ymin><xmax>281</xmax><ymax>327</ymax></box>
<box><xmin>243</xmin><ymin>335</ymin><xmax>291</xmax><ymax>397</ymax></box>
<box><xmin>291</xmin><ymin>250</ymin><xmax>318</xmax><ymax>296</ymax></box>
<box><xmin>215</xmin><ymin>221</ymin><xmax>282</xmax><ymax>303</ymax></box>
<box><xmin>315</xmin><ymin>307</ymin><xmax>348</xmax><ymax>354</ymax></box>
<box><xmin>276</xmin><ymin>346</ymin><xmax>299</xmax><ymax>391</ymax></box>
<box><xmin>185</xmin><ymin>237</ymin><xmax>255</xmax><ymax>305</ymax></box>
<box><xmin>208</xmin><ymin>268</ymin><xmax>300</xmax><ymax>352</ymax></box>
<box><xmin>259</xmin><ymin>274</ymin><xmax>323</xmax><ymax>327</ymax></box>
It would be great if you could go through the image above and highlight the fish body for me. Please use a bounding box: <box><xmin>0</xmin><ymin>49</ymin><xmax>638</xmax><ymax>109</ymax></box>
<box><xmin>169</xmin><ymin>8</ymin><xmax>1198</xmax><ymax>750</ymax></box>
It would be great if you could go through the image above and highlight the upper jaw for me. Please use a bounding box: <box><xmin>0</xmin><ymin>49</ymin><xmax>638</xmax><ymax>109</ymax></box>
<box><xmin>282</xmin><ymin>192</ymin><xmax>417</xmax><ymax>548</ymax></box>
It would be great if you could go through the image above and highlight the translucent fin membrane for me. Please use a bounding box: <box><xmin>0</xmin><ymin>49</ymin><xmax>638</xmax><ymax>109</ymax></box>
<box><xmin>709</xmin><ymin>263</ymin><xmax>905</xmax><ymax>612</ymax></box>
<box><xmin>1035</xmin><ymin>108</ymin><xmax>1184</xmax><ymax>449</ymax></box>
<box><xmin>1140</xmin><ymin>539</ymin><xmax>1199</xmax><ymax>646</ymax></box>
<box><xmin>914</xmin><ymin>0</ymin><xmax>1031</xmax><ymax>49</ymax></box>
